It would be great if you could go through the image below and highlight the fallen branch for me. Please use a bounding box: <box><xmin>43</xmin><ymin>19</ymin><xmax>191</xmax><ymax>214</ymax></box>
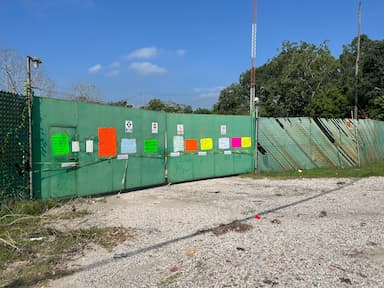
<box><xmin>0</xmin><ymin>237</ymin><xmax>20</xmax><ymax>251</ymax></box>
<box><xmin>0</xmin><ymin>214</ymin><xmax>32</xmax><ymax>221</ymax></box>
<box><xmin>0</xmin><ymin>216</ymin><xmax>45</xmax><ymax>227</ymax></box>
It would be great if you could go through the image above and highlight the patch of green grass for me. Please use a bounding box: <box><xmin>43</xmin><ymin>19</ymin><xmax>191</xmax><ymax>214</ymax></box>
<box><xmin>158</xmin><ymin>272</ymin><xmax>181</xmax><ymax>287</ymax></box>
<box><xmin>55</xmin><ymin>208</ymin><xmax>91</xmax><ymax>220</ymax></box>
<box><xmin>0</xmin><ymin>199</ymin><xmax>132</xmax><ymax>287</ymax></box>
<box><xmin>243</xmin><ymin>160</ymin><xmax>384</xmax><ymax>179</ymax></box>
<box><xmin>0</xmin><ymin>199</ymin><xmax>60</xmax><ymax>217</ymax></box>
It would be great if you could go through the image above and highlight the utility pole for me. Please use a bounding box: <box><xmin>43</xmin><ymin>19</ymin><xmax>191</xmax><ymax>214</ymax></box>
<box><xmin>250</xmin><ymin>0</ymin><xmax>259</xmax><ymax>172</ymax></box>
<box><xmin>354</xmin><ymin>0</ymin><xmax>362</xmax><ymax>167</ymax></box>
<box><xmin>26</xmin><ymin>55</ymin><xmax>42</xmax><ymax>199</ymax></box>
<box><xmin>354</xmin><ymin>0</ymin><xmax>362</xmax><ymax>119</ymax></box>
<box><xmin>250</xmin><ymin>0</ymin><xmax>257</xmax><ymax>115</ymax></box>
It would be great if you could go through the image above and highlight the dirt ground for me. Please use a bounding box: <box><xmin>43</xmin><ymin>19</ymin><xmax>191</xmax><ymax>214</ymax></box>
<box><xmin>46</xmin><ymin>176</ymin><xmax>384</xmax><ymax>287</ymax></box>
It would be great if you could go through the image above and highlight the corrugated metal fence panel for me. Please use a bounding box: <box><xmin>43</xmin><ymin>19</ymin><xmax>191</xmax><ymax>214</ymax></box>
<box><xmin>257</xmin><ymin>117</ymin><xmax>384</xmax><ymax>172</ymax></box>
<box><xmin>33</xmin><ymin>97</ymin><xmax>166</xmax><ymax>199</ymax></box>
<box><xmin>166</xmin><ymin>114</ymin><xmax>254</xmax><ymax>183</ymax></box>
<box><xmin>357</xmin><ymin>119</ymin><xmax>384</xmax><ymax>164</ymax></box>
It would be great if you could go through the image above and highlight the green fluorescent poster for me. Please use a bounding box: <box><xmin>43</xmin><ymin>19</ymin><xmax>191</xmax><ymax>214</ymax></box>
<box><xmin>144</xmin><ymin>139</ymin><xmax>158</xmax><ymax>153</ymax></box>
<box><xmin>51</xmin><ymin>133</ymin><xmax>69</xmax><ymax>156</ymax></box>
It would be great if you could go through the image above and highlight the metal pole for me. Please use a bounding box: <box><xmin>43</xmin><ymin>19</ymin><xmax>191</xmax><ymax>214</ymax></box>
<box><xmin>255</xmin><ymin>105</ymin><xmax>260</xmax><ymax>172</ymax></box>
<box><xmin>354</xmin><ymin>0</ymin><xmax>362</xmax><ymax>120</ymax></box>
<box><xmin>354</xmin><ymin>0</ymin><xmax>362</xmax><ymax>167</ymax></box>
<box><xmin>26</xmin><ymin>56</ymin><xmax>33</xmax><ymax>199</ymax></box>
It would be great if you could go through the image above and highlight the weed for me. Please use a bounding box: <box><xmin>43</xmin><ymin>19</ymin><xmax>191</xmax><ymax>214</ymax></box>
<box><xmin>243</xmin><ymin>160</ymin><xmax>384</xmax><ymax>179</ymax></box>
<box><xmin>158</xmin><ymin>272</ymin><xmax>181</xmax><ymax>287</ymax></box>
<box><xmin>0</xmin><ymin>199</ymin><xmax>133</xmax><ymax>287</ymax></box>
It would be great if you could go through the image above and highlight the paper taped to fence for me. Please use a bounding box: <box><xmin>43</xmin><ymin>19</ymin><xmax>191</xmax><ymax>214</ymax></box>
<box><xmin>98</xmin><ymin>128</ymin><xmax>117</xmax><ymax>157</ymax></box>
<box><xmin>200</xmin><ymin>138</ymin><xmax>213</xmax><ymax>150</ymax></box>
<box><xmin>241</xmin><ymin>137</ymin><xmax>252</xmax><ymax>148</ymax></box>
<box><xmin>121</xmin><ymin>138</ymin><xmax>136</xmax><ymax>154</ymax></box>
<box><xmin>51</xmin><ymin>133</ymin><xmax>70</xmax><ymax>156</ymax></box>
<box><xmin>144</xmin><ymin>139</ymin><xmax>158</xmax><ymax>153</ymax></box>
<box><xmin>173</xmin><ymin>136</ymin><xmax>184</xmax><ymax>152</ymax></box>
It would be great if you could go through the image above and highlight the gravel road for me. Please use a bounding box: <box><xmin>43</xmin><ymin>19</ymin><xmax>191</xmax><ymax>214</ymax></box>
<box><xmin>47</xmin><ymin>176</ymin><xmax>384</xmax><ymax>288</ymax></box>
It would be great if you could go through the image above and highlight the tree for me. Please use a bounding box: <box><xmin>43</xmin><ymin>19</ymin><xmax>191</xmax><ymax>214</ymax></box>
<box><xmin>213</xmin><ymin>82</ymin><xmax>249</xmax><ymax>115</ymax></box>
<box><xmin>144</xmin><ymin>98</ymin><xmax>193</xmax><ymax>113</ymax></box>
<box><xmin>0</xmin><ymin>49</ymin><xmax>55</xmax><ymax>96</ymax></box>
<box><xmin>193</xmin><ymin>108</ymin><xmax>212</xmax><ymax>114</ymax></box>
<box><xmin>214</xmin><ymin>41</ymin><xmax>350</xmax><ymax>118</ymax></box>
<box><xmin>339</xmin><ymin>35</ymin><xmax>384</xmax><ymax>118</ymax></box>
<box><xmin>108</xmin><ymin>100</ymin><xmax>133</xmax><ymax>107</ymax></box>
<box><xmin>70</xmin><ymin>82</ymin><xmax>101</xmax><ymax>103</ymax></box>
<box><xmin>259</xmin><ymin>41</ymin><xmax>346</xmax><ymax>117</ymax></box>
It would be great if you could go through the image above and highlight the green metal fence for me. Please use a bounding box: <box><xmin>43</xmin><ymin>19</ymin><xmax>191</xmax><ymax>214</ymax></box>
<box><xmin>3</xmin><ymin>93</ymin><xmax>384</xmax><ymax>201</ymax></box>
<box><xmin>256</xmin><ymin>117</ymin><xmax>384</xmax><ymax>172</ymax></box>
<box><xmin>32</xmin><ymin>97</ymin><xmax>166</xmax><ymax>199</ymax></box>
<box><xmin>0</xmin><ymin>91</ymin><xmax>29</xmax><ymax>202</ymax></box>
<box><xmin>166</xmin><ymin>114</ymin><xmax>254</xmax><ymax>183</ymax></box>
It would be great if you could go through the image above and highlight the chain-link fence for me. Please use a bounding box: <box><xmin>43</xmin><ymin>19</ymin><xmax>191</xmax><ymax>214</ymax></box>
<box><xmin>0</xmin><ymin>91</ymin><xmax>29</xmax><ymax>202</ymax></box>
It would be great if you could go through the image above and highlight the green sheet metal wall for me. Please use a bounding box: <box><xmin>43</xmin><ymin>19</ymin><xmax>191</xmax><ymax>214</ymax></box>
<box><xmin>32</xmin><ymin>97</ymin><xmax>166</xmax><ymax>199</ymax></box>
<box><xmin>29</xmin><ymin>96</ymin><xmax>384</xmax><ymax>200</ymax></box>
<box><xmin>256</xmin><ymin>117</ymin><xmax>384</xmax><ymax>172</ymax></box>
<box><xmin>166</xmin><ymin>114</ymin><xmax>254</xmax><ymax>183</ymax></box>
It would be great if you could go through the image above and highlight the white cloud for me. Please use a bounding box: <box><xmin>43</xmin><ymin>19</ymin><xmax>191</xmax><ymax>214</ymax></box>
<box><xmin>106</xmin><ymin>69</ymin><xmax>120</xmax><ymax>77</ymax></box>
<box><xmin>194</xmin><ymin>86</ymin><xmax>225</xmax><ymax>99</ymax></box>
<box><xmin>175</xmin><ymin>49</ymin><xmax>187</xmax><ymax>56</ymax></box>
<box><xmin>129</xmin><ymin>62</ymin><xmax>167</xmax><ymax>75</ymax></box>
<box><xmin>109</xmin><ymin>61</ymin><xmax>120</xmax><ymax>68</ymax></box>
<box><xmin>88</xmin><ymin>64</ymin><xmax>102</xmax><ymax>74</ymax></box>
<box><xmin>126</xmin><ymin>47</ymin><xmax>158</xmax><ymax>59</ymax></box>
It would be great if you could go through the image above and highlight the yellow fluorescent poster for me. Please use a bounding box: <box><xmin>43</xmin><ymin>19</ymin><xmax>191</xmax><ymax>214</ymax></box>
<box><xmin>241</xmin><ymin>137</ymin><xmax>252</xmax><ymax>148</ymax></box>
<box><xmin>200</xmin><ymin>138</ymin><xmax>213</xmax><ymax>150</ymax></box>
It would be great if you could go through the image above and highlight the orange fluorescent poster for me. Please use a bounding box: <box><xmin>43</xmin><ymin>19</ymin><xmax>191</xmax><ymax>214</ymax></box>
<box><xmin>98</xmin><ymin>128</ymin><xmax>117</xmax><ymax>157</ymax></box>
<box><xmin>185</xmin><ymin>139</ymin><xmax>198</xmax><ymax>151</ymax></box>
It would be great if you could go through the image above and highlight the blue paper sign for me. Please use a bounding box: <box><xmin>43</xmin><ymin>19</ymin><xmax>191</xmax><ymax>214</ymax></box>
<box><xmin>121</xmin><ymin>138</ymin><xmax>136</xmax><ymax>154</ymax></box>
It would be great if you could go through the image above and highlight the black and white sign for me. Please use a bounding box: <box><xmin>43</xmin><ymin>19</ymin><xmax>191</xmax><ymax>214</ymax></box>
<box><xmin>125</xmin><ymin>120</ymin><xmax>133</xmax><ymax>133</ymax></box>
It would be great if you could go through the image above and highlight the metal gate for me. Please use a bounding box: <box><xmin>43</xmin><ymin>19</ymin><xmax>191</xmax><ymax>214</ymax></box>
<box><xmin>32</xmin><ymin>97</ymin><xmax>166</xmax><ymax>199</ymax></box>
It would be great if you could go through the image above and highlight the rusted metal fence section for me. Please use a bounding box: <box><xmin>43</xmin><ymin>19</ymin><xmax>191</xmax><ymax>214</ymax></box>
<box><xmin>257</xmin><ymin>118</ymin><xmax>384</xmax><ymax>172</ymax></box>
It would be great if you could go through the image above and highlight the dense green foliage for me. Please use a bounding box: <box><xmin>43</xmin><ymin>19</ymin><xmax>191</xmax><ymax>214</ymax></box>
<box><xmin>214</xmin><ymin>35</ymin><xmax>384</xmax><ymax>119</ymax></box>
<box><xmin>143</xmin><ymin>98</ymin><xmax>193</xmax><ymax>113</ymax></box>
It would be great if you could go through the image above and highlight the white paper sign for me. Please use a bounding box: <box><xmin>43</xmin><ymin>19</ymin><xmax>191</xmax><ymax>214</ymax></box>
<box><xmin>86</xmin><ymin>140</ymin><xmax>93</xmax><ymax>153</ymax></box>
<box><xmin>117</xmin><ymin>154</ymin><xmax>129</xmax><ymax>160</ymax></box>
<box><xmin>152</xmin><ymin>122</ymin><xmax>158</xmax><ymax>134</ymax></box>
<box><xmin>71</xmin><ymin>141</ymin><xmax>80</xmax><ymax>152</ymax></box>
<box><xmin>218</xmin><ymin>137</ymin><xmax>230</xmax><ymax>149</ymax></box>
<box><xmin>220</xmin><ymin>125</ymin><xmax>227</xmax><ymax>135</ymax></box>
<box><xmin>177</xmin><ymin>124</ymin><xmax>184</xmax><ymax>135</ymax></box>
<box><xmin>173</xmin><ymin>135</ymin><xmax>184</xmax><ymax>152</ymax></box>
<box><xmin>224</xmin><ymin>150</ymin><xmax>232</xmax><ymax>155</ymax></box>
<box><xmin>198</xmin><ymin>151</ymin><xmax>207</xmax><ymax>156</ymax></box>
<box><xmin>170</xmin><ymin>152</ymin><xmax>180</xmax><ymax>157</ymax></box>
<box><xmin>61</xmin><ymin>162</ymin><xmax>78</xmax><ymax>168</ymax></box>
<box><xmin>125</xmin><ymin>120</ymin><xmax>133</xmax><ymax>133</ymax></box>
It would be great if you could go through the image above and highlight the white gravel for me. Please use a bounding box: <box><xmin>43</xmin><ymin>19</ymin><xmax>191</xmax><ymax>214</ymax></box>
<box><xmin>47</xmin><ymin>176</ymin><xmax>384</xmax><ymax>288</ymax></box>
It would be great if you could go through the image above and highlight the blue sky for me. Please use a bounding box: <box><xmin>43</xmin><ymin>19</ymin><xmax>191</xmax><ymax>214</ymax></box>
<box><xmin>2</xmin><ymin>0</ymin><xmax>384</xmax><ymax>108</ymax></box>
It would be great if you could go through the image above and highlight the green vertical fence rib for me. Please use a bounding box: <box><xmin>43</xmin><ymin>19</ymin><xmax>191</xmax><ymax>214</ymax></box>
<box><xmin>0</xmin><ymin>91</ymin><xmax>29</xmax><ymax>202</ymax></box>
<box><xmin>32</xmin><ymin>97</ymin><xmax>166</xmax><ymax>199</ymax></box>
<box><xmin>166</xmin><ymin>113</ymin><xmax>254</xmax><ymax>183</ymax></box>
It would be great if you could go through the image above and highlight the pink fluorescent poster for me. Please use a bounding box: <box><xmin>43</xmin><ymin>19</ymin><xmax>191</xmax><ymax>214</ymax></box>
<box><xmin>231</xmin><ymin>137</ymin><xmax>241</xmax><ymax>148</ymax></box>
